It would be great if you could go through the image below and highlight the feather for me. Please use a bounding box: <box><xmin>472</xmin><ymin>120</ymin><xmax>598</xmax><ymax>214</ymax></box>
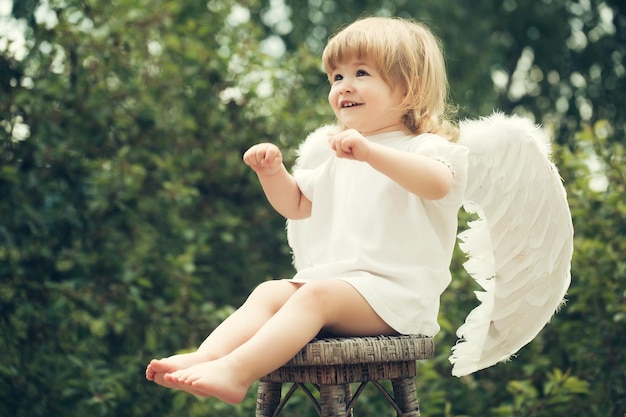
<box><xmin>449</xmin><ymin>112</ymin><xmax>573</xmax><ymax>376</ymax></box>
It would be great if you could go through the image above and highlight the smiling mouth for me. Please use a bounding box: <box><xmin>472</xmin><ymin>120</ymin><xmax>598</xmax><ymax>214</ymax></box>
<box><xmin>341</xmin><ymin>101</ymin><xmax>363</xmax><ymax>108</ymax></box>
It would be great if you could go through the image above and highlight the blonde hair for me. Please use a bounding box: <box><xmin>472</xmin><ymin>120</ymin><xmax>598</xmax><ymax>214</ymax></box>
<box><xmin>322</xmin><ymin>17</ymin><xmax>458</xmax><ymax>141</ymax></box>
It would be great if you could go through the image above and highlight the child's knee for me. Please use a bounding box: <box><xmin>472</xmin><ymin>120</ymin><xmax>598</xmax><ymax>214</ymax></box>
<box><xmin>252</xmin><ymin>279</ymin><xmax>293</xmax><ymax>295</ymax></box>
<box><xmin>292</xmin><ymin>280</ymin><xmax>340</xmax><ymax>308</ymax></box>
<box><xmin>247</xmin><ymin>280</ymin><xmax>299</xmax><ymax>309</ymax></box>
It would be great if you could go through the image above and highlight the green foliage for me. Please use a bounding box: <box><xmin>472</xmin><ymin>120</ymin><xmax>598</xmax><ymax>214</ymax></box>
<box><xmin>1</xmin><ymin>0</ymin><xmax>624</xmax><ymax>416</ymax></box>
<box><xmin>551</xmin><ymin>120</ymin><xmax>626</xmax><ymax>416</ymax></box>
<box><xmin>1</xmin><ymin>0</ymin><xmax>303</xmax><ymax>415</ymax></box>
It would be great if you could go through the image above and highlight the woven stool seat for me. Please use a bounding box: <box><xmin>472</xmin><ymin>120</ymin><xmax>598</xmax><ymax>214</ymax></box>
<box><xmin>256</xmin><ymin>335</ymin><xmax>434</xmax><ymax>417</ymax></box>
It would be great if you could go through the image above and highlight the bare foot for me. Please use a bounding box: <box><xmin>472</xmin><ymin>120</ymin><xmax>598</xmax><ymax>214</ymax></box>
<box><xmin>164</xmin><ymin>360</ymin><xmax>250</xmax><ymax>404</ymax></box>
<box><xmin>146</xmin><ymin>352</ymin><xmax>207</xmax><ymax>385</ymax></box>
<box><xmin>148</xmin><ymin>369</ymin><xmax>209</xmax><ymax>397</ymax></box>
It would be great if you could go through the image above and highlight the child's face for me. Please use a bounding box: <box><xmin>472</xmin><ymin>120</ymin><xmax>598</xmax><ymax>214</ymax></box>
<box><xmin>327</xmin><ymin>58</ymin><xmax>405</xmax><ymax>136</ymax></box>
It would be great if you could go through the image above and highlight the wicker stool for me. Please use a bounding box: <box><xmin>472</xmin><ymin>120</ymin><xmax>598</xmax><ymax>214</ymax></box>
<box><xmin>255</xmin><ymin>335</ymin><xmax>435</xmax><ymax>417</ymax></box>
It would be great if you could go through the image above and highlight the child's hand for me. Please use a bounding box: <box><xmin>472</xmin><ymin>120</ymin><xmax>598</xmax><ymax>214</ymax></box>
<box><xmin>243</xmin><ymin>143</ymin><xmax>283</xmax><ymax>176</ymax></box>
<box><xmin>328</xmin><ymin>129</ymin><xmax>371</xmax><ymax>162</ymax></box>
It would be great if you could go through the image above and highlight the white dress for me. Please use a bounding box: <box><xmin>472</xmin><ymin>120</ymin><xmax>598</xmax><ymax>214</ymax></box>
<box><xmin>289</xmin><ymin>130</ymin><xmax>469</xmax><ymax>336</ymax></box>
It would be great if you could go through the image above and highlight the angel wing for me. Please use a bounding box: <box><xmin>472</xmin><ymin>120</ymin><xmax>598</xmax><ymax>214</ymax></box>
<box><xmin>449</xmin><ymin>112</ymin><xmax>574</xmax><ymax>376</ymax></box>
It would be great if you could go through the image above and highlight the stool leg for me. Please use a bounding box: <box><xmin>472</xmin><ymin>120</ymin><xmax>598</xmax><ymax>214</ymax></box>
<box><xmin>343</xmin><ymin>383</ymin><xmax>354</xmax><ymax>417</ymax></box>
<box><xmin>256</xmin><ymin>381</ymin><xmax>282</xmax><ymax>417</ymax></box>
<box><xmin>391</xmin><ymin>378</ymin><xmax>420</xmax><ymax>417</ymax></box>
<box><xmin>319</xmin><ymin>384</ymin><xmax>349</xmax><ymax>417</ymax></box>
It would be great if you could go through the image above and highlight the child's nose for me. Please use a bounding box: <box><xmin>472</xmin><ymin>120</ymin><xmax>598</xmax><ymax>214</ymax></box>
<box><xmin>338</xmin><ymin>81</ymin><xmax>353</xmax><ymax>94</ymax></box>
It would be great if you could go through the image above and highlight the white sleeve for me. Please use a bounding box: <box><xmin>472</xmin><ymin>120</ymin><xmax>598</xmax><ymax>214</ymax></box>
<box><xmin>293</xmin><ymin>164</ymin><xmax>326</xmax><ymax>201</ymax></box>
<box><xmin>413</xmin><ymin>135</ymin><xmax>469</xmax><ymax>203</ymax></box>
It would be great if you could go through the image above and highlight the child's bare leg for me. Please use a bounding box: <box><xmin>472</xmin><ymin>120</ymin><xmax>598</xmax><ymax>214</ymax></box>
<box><xmin>146</xmin><ymin>280</ymin><xmax>300</xmax><ymax>387</ymax></box>
<box><xmin>165</xmin><ymin>280</ymin><xmax>395</xmax><ymax>403</ymax></box>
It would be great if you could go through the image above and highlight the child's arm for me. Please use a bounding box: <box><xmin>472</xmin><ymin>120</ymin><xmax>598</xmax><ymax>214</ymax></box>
<box><xmin>243</xmin><ymin>143</ymin><xmax>312</xmax><ymax>219</ymax></box>
<box><xmin>329</xmin><ymin>129</ymin><xmax>453</xmax><ymax>200</ymax></box>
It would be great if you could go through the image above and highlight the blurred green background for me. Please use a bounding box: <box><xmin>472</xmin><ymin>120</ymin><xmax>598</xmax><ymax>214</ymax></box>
<box><xmin>1</xmin><ymin>0</ymin><xmax>624</xmax><ymax>416</ymax></box>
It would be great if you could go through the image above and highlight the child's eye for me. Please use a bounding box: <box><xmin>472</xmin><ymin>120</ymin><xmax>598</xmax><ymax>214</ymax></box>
<box><xmin>356</xmin><ymin>69</ymin><xmax>369</xmax><ymax>77</ymax></box>
<box><xmin>333</xmin><ymin>74</ymin><xmax>343</xmax><ymax>82</ymax></box>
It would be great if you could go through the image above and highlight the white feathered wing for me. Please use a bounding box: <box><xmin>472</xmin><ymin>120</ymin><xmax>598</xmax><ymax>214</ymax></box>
<box><xmin>449</xmin><ymin>112</ymin><xmax>574</xmax><ymax>376</ymax></box>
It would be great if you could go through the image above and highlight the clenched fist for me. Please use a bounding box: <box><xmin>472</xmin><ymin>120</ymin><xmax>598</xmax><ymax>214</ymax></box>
<box><xmin>243</xmin><ymin>143</ymin><xmax>283</xmax><ymax>176</ymax></box>
<box><xmin>328</xmin><ymin>129</ymin><xmax>372</xmax><ymax>162</ymax></box>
